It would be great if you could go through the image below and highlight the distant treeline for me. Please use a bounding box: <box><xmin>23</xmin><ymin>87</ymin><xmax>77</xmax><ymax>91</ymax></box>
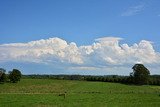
<box><xmin>22</xmin><ymin>74</ymin><xmax>160</xmax><ymax>86</ymax></box>
<box><xmin>1</xmin><ymin>64</ymin><xmax>160</xmax><ymax>86</ymax></box>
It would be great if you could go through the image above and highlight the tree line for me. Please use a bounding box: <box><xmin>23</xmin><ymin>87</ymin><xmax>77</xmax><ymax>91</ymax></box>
<box><xmin>1</xmin><ymin>64</ymin><xmax>160</xmax><ymax>86</ymax></box>
<box><xmin>22</xmin><ymin>64</ymin><xmax>160</xmax><ymax>86</ymax></box>
<box><xmin>85</xmin><ymin>64</ymin><xmax>160</xmax><ymax>85</ymax></box>
<box><xmin>0</xmin><ymin>68</ymin><xmax>22</xmax><ymax>83</ymax></box>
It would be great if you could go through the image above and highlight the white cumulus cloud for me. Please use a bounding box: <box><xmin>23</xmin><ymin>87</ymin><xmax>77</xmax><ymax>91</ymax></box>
<box><xmin>0</xmin><ymin>36</ymin><xmax>160</xmax><ymax>74</ymax></box>
<box><xmin>0</xmin><ymin>37</ymin><xmax>83</xmax><ymax>64</ymax></box>
<box><xmin>80</xmin><ymin>37</ymin><xmax>160</xmax><ymax>67</ymax></box>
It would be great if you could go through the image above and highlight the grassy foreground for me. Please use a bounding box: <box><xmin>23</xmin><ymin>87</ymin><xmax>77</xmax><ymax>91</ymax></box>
<box><xmin>0</xmin><ymin>79</ymin><xmax>160</xmax><ymax>107</ymax></box>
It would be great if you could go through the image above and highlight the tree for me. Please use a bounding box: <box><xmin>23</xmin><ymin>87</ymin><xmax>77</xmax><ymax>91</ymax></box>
<box><xmin>0</xmin><ymin>68</ymin><xmax>6</xmax><ymax>83</ymax></box>
<box><xmin>9</xmin><ymin>69</ymin><xmax>22</xmax><ymax>83</ymax></box>
<box><xmin>131</xmin><ymin>64</ymin><xmax>150</xmax><ymax>85</ymax></box>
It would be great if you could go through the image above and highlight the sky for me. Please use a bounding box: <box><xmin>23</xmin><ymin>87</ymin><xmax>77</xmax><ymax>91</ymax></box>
<box><xmin>0</xmin><ymin>0</ymin><xmax>160</xmax><ymax>75</ymax></box>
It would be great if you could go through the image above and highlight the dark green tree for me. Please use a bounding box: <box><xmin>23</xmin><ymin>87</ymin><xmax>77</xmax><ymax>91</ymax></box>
<box><xmin>0</xmin><ymin>68</ymin><xmax>6</xmax><ymax>83</ymax></box>
<box><xmin>131</xmin><ymin>64</ymin><xmax>150</xmax><ymax>85</ymax></box>
<box><xmin>9</xmin><ymin>69</ymin><xmax>22</xmax><ymax>83</ymax></box>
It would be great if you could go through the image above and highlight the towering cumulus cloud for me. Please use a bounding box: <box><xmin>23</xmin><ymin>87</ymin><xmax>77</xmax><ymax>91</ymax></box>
<box><xmin>0</xmin><ymin>37</ymin><xmax>160</xmax><ymax>74</ymax></box>
<box><xmin>0</xmin><ymin>38</ymin><xmax>83</xmax><ymax>64</ymax></box>
<box><xmin>80</xmin><ymin>37</ymin><xmax>160</xmax><ymax>66</ymax></box>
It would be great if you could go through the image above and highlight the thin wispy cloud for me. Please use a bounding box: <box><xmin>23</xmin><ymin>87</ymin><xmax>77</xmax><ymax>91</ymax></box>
<box><xmin>121</xmin><ymin>3</ymin><xmax>145</xmax><ymax>16</ymax></box>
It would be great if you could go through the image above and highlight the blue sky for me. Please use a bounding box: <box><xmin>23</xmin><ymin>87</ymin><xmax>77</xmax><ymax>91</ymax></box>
<box><xmin>0</xmin><ymin>0</ymin><xmax>160</xmax><ymax>75</ymax></box>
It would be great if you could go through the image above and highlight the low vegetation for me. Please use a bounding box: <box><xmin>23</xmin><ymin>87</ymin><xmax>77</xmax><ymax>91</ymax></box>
<box><xmin>0</xmin><ymin>64</ymin><xmax>160</xmax><ymax>106</ymax></box>
<box><xmin>0</xmin><ymin>79</ymin><xmax>160</xmax><ymax>107</ymax></box>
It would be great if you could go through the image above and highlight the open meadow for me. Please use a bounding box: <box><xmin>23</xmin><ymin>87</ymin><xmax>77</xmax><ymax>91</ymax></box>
<box><xmin>0</xmin><ymin>79</ymin><xmax>160</xmax><ymax>107</ymax></box>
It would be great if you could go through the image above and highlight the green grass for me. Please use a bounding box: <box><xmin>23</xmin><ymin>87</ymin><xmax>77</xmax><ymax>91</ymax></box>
<box><xmin>0</xmin><ymin>79</ymin><xmax>160</xmax><ymax>107</ymax></box>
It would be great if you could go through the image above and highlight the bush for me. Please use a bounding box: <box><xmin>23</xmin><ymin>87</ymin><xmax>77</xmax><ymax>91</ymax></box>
<box><xmin>9</xmin><ymin>69</ymin><xmax>22</xmax><ymax>83</ymax></box>
<box><xmin>0</xmin><ymin>68</ymin><xmax>6</xmax><ymax>83</ymax></box>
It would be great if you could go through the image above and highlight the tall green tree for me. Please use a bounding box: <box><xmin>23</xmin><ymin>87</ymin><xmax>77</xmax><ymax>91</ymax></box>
<box><xmin>0</xmin><ymin>68</ymin><xmax>6</xmax><ymax>83</ymax></box>
<box><xmin>131</xmin><ymin>64</ymin><xmax>150</xmax><ymax>85</ymax></box>
<box><xmin>9</xmin><ymin>69</ymin><xmax>22</xmax><ymax>83</ymax></box>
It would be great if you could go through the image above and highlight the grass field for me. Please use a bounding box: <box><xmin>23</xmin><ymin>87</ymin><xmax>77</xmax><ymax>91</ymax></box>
<box><xmin>0</xmin><ymin>79</ymin><xmax>160</xmax><ymax>107</ymax></box>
